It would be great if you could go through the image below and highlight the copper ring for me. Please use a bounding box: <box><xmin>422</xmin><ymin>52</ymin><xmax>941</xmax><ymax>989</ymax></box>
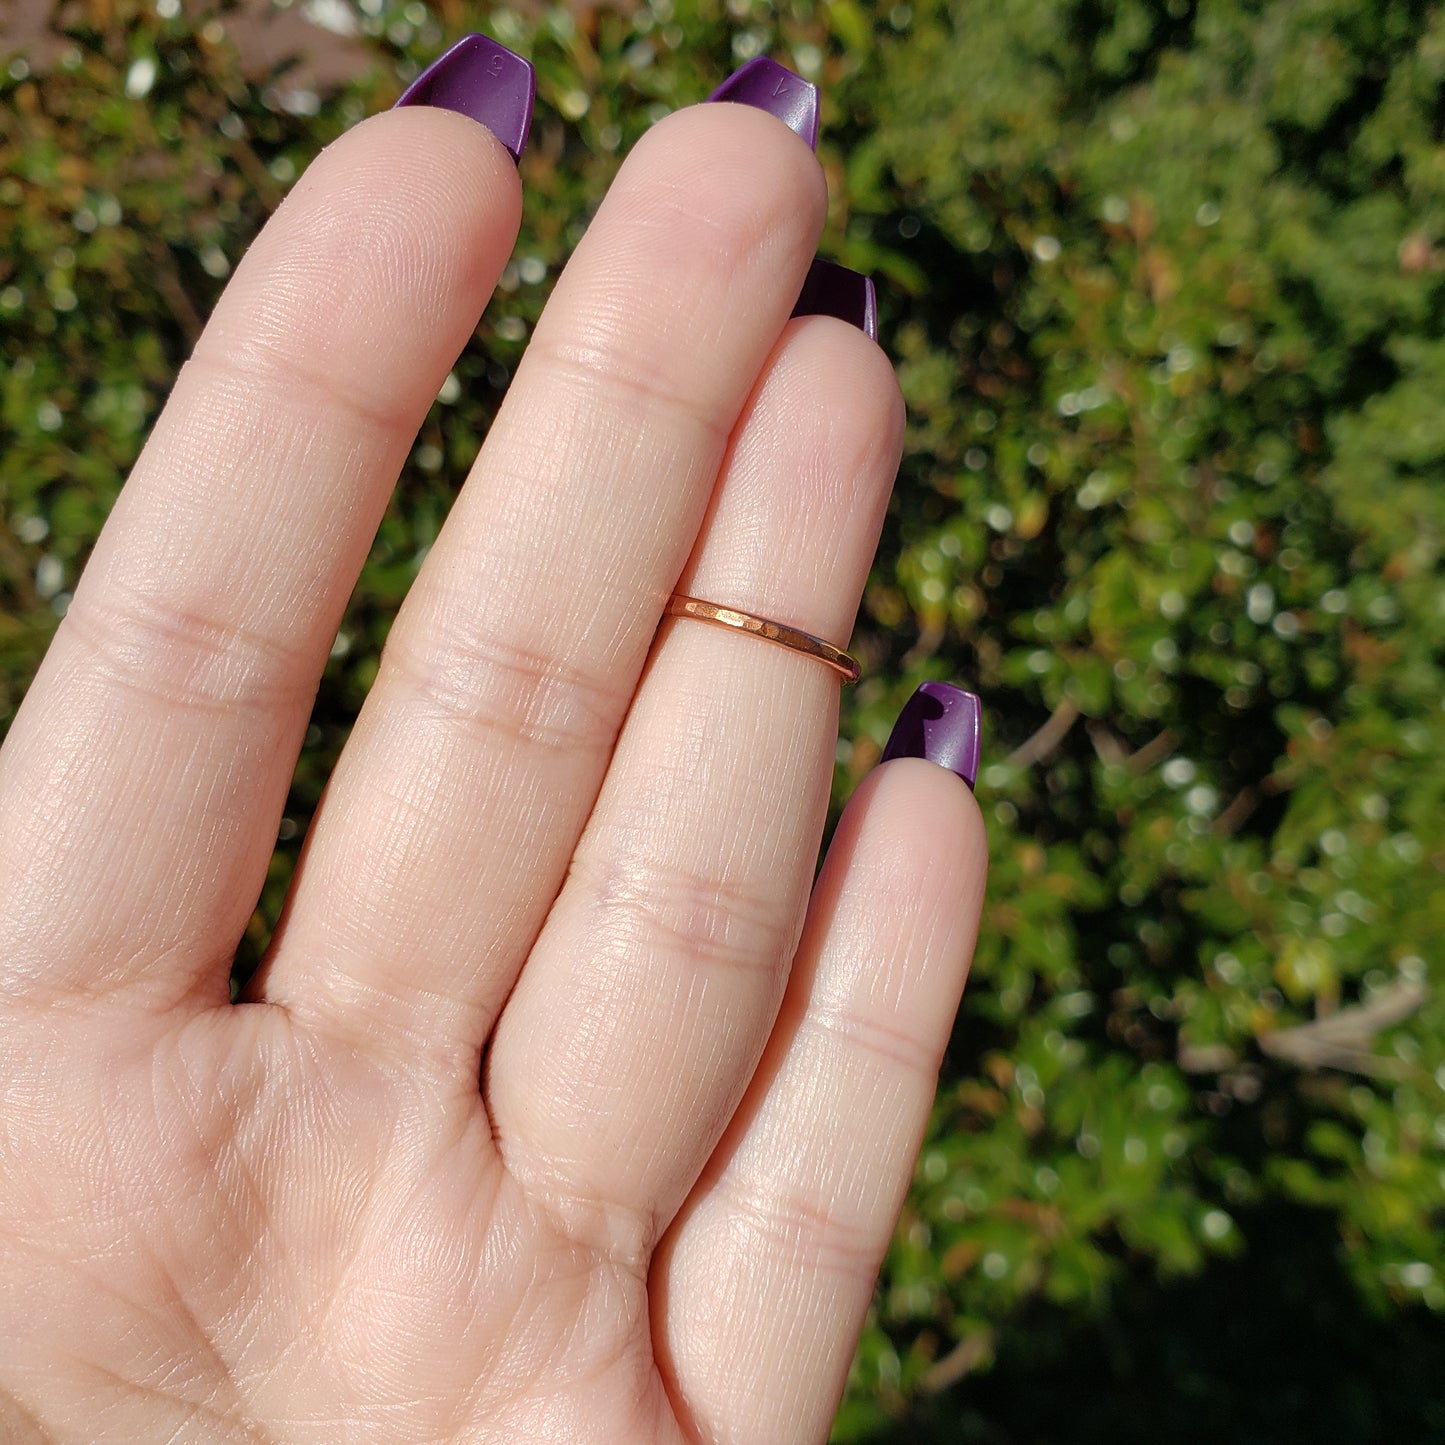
<box><xmin>662</xmin><ymin>594</ymin><xmax>861</xmax><ymax>684</ymax></box>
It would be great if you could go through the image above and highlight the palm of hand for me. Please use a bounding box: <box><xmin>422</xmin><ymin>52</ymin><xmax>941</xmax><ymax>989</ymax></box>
<box><xmin>3</xmin><ymin>817</ymin><xmax>976</xmax><ymax>1445</ymax></box>
<box><xmin>0</xmin><ymin>70</ymin><xmax>985</xmax><ymax>1445</ymax></box>
<box><xmin>6</xmin><ymin>1008</ymin><xmax>672</xmax><ymax>1439</ymax></box>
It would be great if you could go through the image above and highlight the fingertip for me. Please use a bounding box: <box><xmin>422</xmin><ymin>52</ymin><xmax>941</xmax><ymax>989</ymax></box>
<box><xmin>634</xmin><ymin>101</ymin><xmax>829</xmax><ymax>251</ymax></box>
<box><xmin>811</xmin><ymin>759</ymin><xmax>987</xmax><ymax>1028</ymax></box>
<box><xmin>352</xmin><ymin>103</ymin><xmax>524</xmax><ymax>222</ymax></box>
<box><xmin>211</xmin><ymin>105</ymin><xmax>524</xmax><ymax>402</ymax></box>
<box><xmin>840</xmin><ymin>755</ymin><xmax>988</xmax><ymax>914</ymax></box>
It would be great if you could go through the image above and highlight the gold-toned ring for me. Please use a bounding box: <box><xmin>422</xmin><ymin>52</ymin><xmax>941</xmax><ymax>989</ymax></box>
<box><xmin>662</xmin><ymin>594</ymin><xmax>861</xmax><ymax>684</ymax></box>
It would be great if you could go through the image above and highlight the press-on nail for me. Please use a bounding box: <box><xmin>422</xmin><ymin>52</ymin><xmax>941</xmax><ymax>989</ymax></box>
<box><xmin>706</xmin><ymin>57</ymin><xmax>820</xmax><ymax>149</ymax></box>
<box><xmin>792</xmin><ymin>258</ymin><xmax>878</xmax><ymax>340</ymax></box>
<box><xmin>394</xmin><ymin>34</ymin><xmax>536</xmax><ymax>163</ymax></box>
<box><xmin>881</xmin><ymin>683</ymin><xmax>982</xmax><ymax>789</ymax></box>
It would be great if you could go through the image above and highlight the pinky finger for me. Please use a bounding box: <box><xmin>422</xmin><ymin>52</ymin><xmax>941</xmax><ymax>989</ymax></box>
<box><xmin>652</xmin><ymin>747</ymin><xmax>988</xmax><ymax>1445</ymax></box>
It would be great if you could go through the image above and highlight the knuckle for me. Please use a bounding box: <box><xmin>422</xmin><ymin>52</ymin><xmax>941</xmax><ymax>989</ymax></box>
<box><xmin>803</xmin><ymin>1005</ymin><xmax>939</xmax><ymax>1086</ymax></box>
<box><xmin>577</xmin><ymin>850</ymin><xmax>790</xmax><ymax>980</ymax></box>
<box><xmin>60</xmin><ymin>581</ymin><xmax>309</xmax><ymax>716</ymax></box>
<box><xmin>522</xmin><ymin>338</ymin><xmax>729</xmax><ymax>459</ymax></box>
<box><xmin>720</xmin><ymin>1176</ymin><xmax>878</xmax><ymax>1279</ymax></box>
<box><xmin>183</xmin><ymin>342</ymin><xmax>415</xmax><ymax>443</ymax></box>
<box><xmin>382</xmin><ymin>623</ymin><xmax>627</xmax><ymax>757</ymax></box>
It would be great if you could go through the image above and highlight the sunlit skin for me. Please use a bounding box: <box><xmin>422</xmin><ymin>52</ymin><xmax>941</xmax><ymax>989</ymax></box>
<box><xmin>0</xmin><ymin>100</ymin><xmax>985</xmax><ymax>1442</ymax></box>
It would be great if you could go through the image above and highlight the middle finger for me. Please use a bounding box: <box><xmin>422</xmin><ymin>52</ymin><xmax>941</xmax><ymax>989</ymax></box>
<box><xmin>258</xmin><ymin>89</ymin><xmax>826</xmax><ymax>1057</ymax></box>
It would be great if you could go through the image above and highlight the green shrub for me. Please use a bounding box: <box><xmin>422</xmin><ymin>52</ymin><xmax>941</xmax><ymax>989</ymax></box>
<box><xmin>3</xmin><ymin>1</ymin><xmax>1443</xmax><ymax>1439</ymax></box>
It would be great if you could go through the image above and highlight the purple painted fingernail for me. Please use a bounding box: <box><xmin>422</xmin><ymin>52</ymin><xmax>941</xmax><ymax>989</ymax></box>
<box><xmin>395</xmin><ymin>34</ymin><xmax>535</xmax><ymax>163</ymax></box>
<box><xmin>706</xmin><ymin>57</ymin><xmax>820</xmax><ymax>150</ymax></box>
<box><xmin>881</xmin><ymin>683</ymin><xmax>982</xmax><ymax>790</ymax></box>
<box><xmin>792</xmin><ymin>257</ymin><xmax>879</xmax><ymax>341</ymax></box>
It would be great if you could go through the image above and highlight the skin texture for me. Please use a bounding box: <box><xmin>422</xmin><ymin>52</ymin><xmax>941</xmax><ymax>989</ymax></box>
<box><xmin>0</xmin><ymin>99</ymin><xmax>987</xmax><ymax>1443</ymax></box>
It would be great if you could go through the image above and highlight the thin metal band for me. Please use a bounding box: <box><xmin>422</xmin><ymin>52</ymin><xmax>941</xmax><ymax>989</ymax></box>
<box><xmin>662</xmin><ymin>594</ymin><xmax>861</xmax><ymax>684</ymax></box>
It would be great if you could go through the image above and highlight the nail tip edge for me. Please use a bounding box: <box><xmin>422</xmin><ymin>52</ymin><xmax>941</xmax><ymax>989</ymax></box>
<box><xmin>705</xmin><ymin>56</ymin><xmax>819</xmax><ymax>149</ymax></box>
<box><xmin>393</xmin><ymin>33</ymin><xmax>537</xmax><ymax>159</ymax></box>
<box><xmin>862</xmin><ymin>275</ymin><xmax>879</xmax><ymax>341</ymax></box>
<box><xmin>792</xmin><ymin>259</ymin><xmax>879</xmax><ymax>339</ymax></box>
<box><xmin>879</xmin><ymin>683</ymin><xmax>983</xmax><ymax>789</ymax></box>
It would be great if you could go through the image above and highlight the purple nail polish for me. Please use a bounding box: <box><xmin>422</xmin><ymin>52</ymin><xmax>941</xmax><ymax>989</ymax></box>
<box><xmin>881</xmin><ymin>683</ymin><xmax>982</xmax><ymax>790</ymax></box>
<box><xmin>395</xmin><ymin>34</ymin><xmax>536</xmax><ymax>163</ymax></box>
<box><xmin>792</xmin><ymin>257</ymin><xmax>879</xmax><ymax>341</ymax></box>
<box><xmin>706</xmin><ymin>57</ymin><xmax>820</xmax><ymax>150</ymax></box>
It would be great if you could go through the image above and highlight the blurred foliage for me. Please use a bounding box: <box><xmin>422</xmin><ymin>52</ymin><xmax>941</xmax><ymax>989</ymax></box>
<box><xmin>4</xmin><ymin>0</ymin><xmax>1445</xmax><ymax>1439</ymax></box>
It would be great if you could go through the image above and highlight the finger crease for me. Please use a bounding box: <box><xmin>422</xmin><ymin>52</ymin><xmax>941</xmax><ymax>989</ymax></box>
<box><xmin>717</xmin><ymin>1178</ymin><xmax>877</xmax><ymax>1278</ymax></box>
<box><xmin>800</xmin><ymin>1005</ymin><xmax>939</xmax><ymax>1085</ymax></box>
<box><xmin>60</xmin><ymin>585</ymin><xmax>314</xmax><ymax>717</ymax></box>
<box><xmin>521</xmin><ymin>339</ymin><xmax>731</xmax><ymax>458</ymax></box>
<box><xmin>184</xmin><ymin>342</ymin><xmax>419</xmax><ymax>445</ymax></box>
<box><xmin>571</xmin><ymin>852</ymin><xmax>791</xmax><ymax>981</ymax></box>
<box><xmin>381</xmin><ymin>628</ymin><xmax>628</xmax><ymax>757</ymax></box>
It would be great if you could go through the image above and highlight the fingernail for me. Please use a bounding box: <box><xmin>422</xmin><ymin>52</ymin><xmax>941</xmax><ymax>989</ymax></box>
<box><xmin>792</xmin><ymin>257</ymin><xmax>879</xmax><ymax>341</ymax></box>
<box><xmin>706</xmin><ymin>56</ymin><xmax>820</xmax><ymax>150</ymax></box>
<box><xmin>394</xmin><ymin>33</ymin><xmax>536</xmax><ymax>163</ymax></box>
<box><xmin>881</xmin><ymin>683</ymin><xmax>982</xmax><ymax>790</ymax></box>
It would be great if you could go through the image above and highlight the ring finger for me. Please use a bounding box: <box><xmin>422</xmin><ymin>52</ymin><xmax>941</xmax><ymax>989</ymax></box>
<box><xmin>487</xmin><ymin>308</ymin><xmax>904</xmax><ymax>1248</ymax></box>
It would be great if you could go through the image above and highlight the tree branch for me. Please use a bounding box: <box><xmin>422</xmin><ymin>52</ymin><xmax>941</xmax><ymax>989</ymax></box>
<box><xmin>1007</xmin><ymin>697</ymin><xmax>1080</xmax><ymax>766</ymax></box>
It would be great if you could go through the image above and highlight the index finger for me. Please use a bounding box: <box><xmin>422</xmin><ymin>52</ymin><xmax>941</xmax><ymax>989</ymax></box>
<box><xmin>0</xmin><ymin>42</ymin><xmax>531</xmax><ymax>1009</ymax></box>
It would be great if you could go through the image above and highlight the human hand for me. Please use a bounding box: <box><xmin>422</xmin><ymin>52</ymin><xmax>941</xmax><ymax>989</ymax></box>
<box><xmin>0</xmin><ymin>38</ymin><xmax>985</xmax><ymax>1443</ymax></box>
